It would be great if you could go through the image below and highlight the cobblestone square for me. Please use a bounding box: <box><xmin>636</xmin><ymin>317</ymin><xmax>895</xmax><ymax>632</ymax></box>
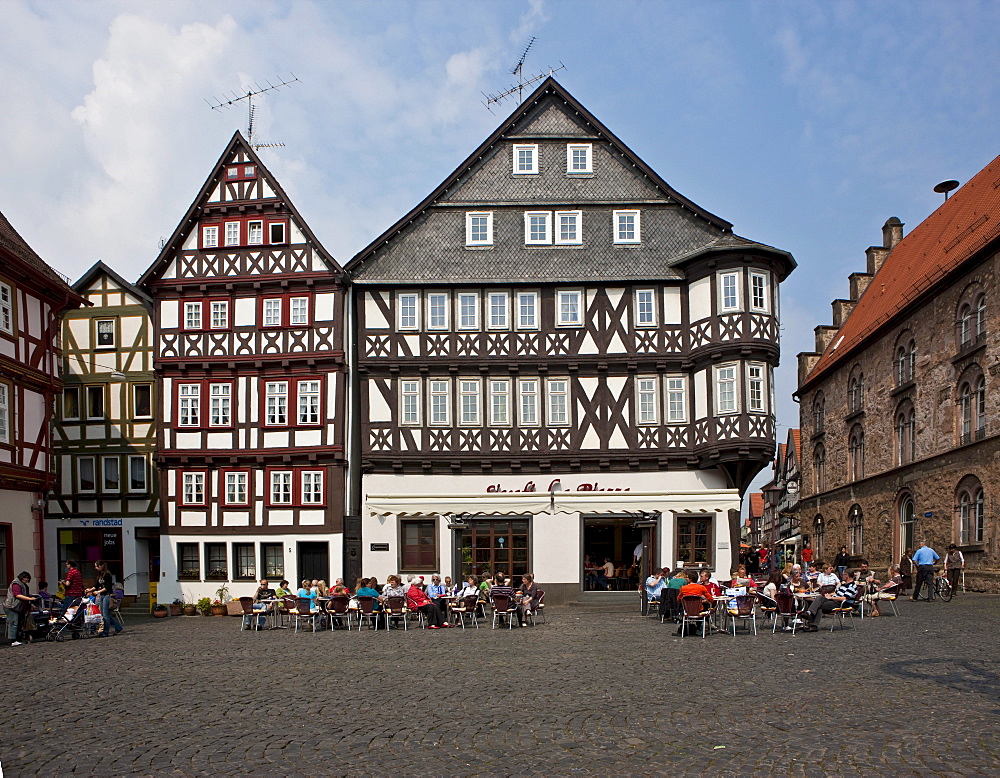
<box><xmin>2</xmin><ymin>596</ymin><xmax>998</xmax><ymax>776</ymax></box>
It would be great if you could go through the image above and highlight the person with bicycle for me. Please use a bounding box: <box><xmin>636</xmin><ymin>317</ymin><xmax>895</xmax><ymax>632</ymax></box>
<box><xmin>942</xmin><ymin>544</ymin><xmax>964</xmax><ymax>594</ymax></box>
<box><xmin>910</xmin><ymin>540</ymin><xmax>940</xmax><ymax>601</ymax></box>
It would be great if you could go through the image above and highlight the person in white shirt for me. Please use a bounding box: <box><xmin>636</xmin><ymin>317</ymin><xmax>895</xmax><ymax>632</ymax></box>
<box><xmin>815</xmin><ymin>564</ymin><xmax>841</xmax><ymax>589</ymax></box>
<box><xmin>942</xmin><ymin>544</ymin><xmax>965</xmax><ymax>592</ymax></box>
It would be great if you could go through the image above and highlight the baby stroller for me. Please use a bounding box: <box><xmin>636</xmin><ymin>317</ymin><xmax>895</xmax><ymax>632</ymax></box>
<box><xmin>46</xmin><ymin>597</ymin><xmax>91</xmax><ymax>641</ymax></box>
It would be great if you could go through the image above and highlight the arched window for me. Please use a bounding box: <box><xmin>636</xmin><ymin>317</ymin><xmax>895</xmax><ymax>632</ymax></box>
<box><xmin>813</xmin><ymin>392</ymin><xmax>825</xmax><ymax>433</ymax></box>
<box><xmin>849</xmin><ymin>425</ymin><xmax>865</xmax><ymax>481</ymax></box>
<box><xmin>813</xmin><ymin>515</ymin><xmax>825</xmax><ymax>560</ymax></box>
<box><xmin>976</xmin><ymin>375</ymin><xmax>986</xmax><ymax>438</ymax></box>
<box><xmin>976</xmin><ymin>295</ymin><xmax>987</xmax><ymax>339</ymax></box>
<box><xmin>813</xmin><ymin>444</ymin><xmax>826</xmax><ymax>493</ymax></box>
<box><xmin>957</xmin><ymin>368</ymin><xmax>986</xmax><ymax>445</ymax></box>
<box><xmin>895</xmin><ymin>401</ymin><xmax>916</xmax><ymax>465</ymax></box>
<box><xmin>959</xmin><ymin>303</ymin><xmax>974</xmax><ymax>348</ymax></box>
<box><xmin>895</xmin><ymin>339</ymin><xmax>915</xmax><ymax>386</ymax></box>
<box><xmin>899</xmin><ymin>496</ymin><xmax>915</xmax><ymax>556</ymax></box>
<box><xmin>956</xmin><ymin>476</ymin><xmax>985</xmax><ymax>544</ymax></box>
<box><xmin>848</xmin><ymin>369</ymin><xmax>864</xmax><ymax>413</ymax></box>
<box><xmin>957</xmin><ymin>291</ymin><xmax>986</xmax><ymax>350</ymax></box>
<box><xmin>848</xmin><ymin>504</ymin><xmax>863</xmax><ymax>555</ymax></box>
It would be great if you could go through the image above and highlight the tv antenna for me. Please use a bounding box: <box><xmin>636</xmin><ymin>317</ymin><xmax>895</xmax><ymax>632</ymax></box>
<box><xmin>206</xmin><ymin>74</ymin><xmax>300</xmax><ymax>149</ymax></box>
<box><xmin>483</xmin><ymin>38</ymin><xmax>565</xmax><ymax>111</ymax></box>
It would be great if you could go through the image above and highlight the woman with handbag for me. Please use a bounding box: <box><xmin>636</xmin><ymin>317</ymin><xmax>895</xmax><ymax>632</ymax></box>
<box><xmin>4</xmin><ymin>571</ymin><xmax>35</xmax><ymax>646</ymax></box>
<box><xmin>87</xmin><ymin>560</ymin><xmax>123</xmax><ymax>637</ymax></box>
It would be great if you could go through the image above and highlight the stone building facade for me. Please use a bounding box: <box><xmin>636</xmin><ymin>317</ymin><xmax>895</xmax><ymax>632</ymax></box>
<box><xmin>796</xmin><ymin>155</ymin><xmax>1000</xmax><ymax>591</ymax></box>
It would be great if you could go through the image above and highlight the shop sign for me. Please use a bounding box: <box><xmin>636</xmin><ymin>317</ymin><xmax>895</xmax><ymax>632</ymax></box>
<box><xmin>485</xmin><ymin>479</ymin><xmax>631</xmax><ymax>494</ymax></box>
<box><xmin>370</xmin><ymin>543</ymin><xmax>390</xmax><ymax>551</ymax></box>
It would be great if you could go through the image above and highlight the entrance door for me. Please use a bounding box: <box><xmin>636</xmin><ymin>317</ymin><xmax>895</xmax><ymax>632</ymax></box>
<box><xmin>459</xmin><ymin>518</ymin><xmax>530</xmax><ymax>586</ymax></box>
<box><xmin>297</xmin><ymin>542</ymin><xmax>329</xmax><ymax>584</ymax></box>
<box><xmin>582</xmin><ymin>515</ymin><xmax>643</xmax><ymax>591</ymax></box>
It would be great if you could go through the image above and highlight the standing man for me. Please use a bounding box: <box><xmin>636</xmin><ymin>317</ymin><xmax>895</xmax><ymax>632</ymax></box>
<box><xmin>60</xmin><ymin>560</ymin><xmax>84</xmax><ymax>615</ymax></box>
<box><xmin>801</xmin><ymin>541</ymin><xmax>814</xmax><ymax>573</ymax></box>
<box><xmin>942</xmin><ymin>544</ymin><xmax>965</xmax><ymax>594</ymax></box>
<box><xmin>910</xmin><ymin>540</ymin><xmax>941</xmax><ymax>601</ymax></box>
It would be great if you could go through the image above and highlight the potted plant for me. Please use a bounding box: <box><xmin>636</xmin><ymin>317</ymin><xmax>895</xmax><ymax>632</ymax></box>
<box><xmin>196</xmin><ymin>596</ymin><xmax>213</xmax><ymax>616</ymax></box>
<box><xmin>153</xmin><ymin>604</ymin><xmax>169</xmax><ymax>618</ymax></box>
<box><xmin>169</xmin><ymin>598</ymin><xmax>183</xmax><ymax>617</ymax></box>
<box><xmin>182</xmin><ymin>601</ymin><xmax>198</xmax><ymax>616</ymax></box>
<box><xmin>212</xmin><ymin>584</ymin><xmax>230</xmax><ymax>616</ymax></box>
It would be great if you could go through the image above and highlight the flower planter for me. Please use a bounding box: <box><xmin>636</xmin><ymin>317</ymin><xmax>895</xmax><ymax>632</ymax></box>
<box><xmin>211</xmin><ymin>604</ymin><xmax>227</xmax><ymax>616</ymax></box>
<box><xmin>153</xmin><ymin>609</ymin><xmax>169</xmax><ymax>619</ymax></box>
<box><xmin>168</xmin><ymin>604</ymin><xmax>183</xmax><ymax>616</ymax></box>
<box><xmin>182</xmin><ymin>605</ymin><xmax>198</xmax><ymax>616</ymax></box>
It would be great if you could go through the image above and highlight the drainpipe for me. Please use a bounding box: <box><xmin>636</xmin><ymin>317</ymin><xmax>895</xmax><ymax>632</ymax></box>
<box><xmin>343</xmin><ymin>278</ymin><xmax>362</xmax><ymax>584</ymax></box>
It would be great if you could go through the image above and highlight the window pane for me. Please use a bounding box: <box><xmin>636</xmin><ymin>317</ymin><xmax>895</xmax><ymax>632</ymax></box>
<box><xmin>134</xmin><ymin>384</ymin><xmax>152</xmax><ymax>417</ymax></box>
<box><xmin>129</xmin><ymin>456</ymin><xmax>147</xmax><ymax>492</ymax></box>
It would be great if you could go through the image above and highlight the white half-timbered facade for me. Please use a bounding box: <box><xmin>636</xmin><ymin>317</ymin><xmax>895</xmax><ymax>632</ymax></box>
<box><xmin>140</xmin><ymin>133</ymin><xmax>346</xmax><ymax>601</ymax></box>
<box><xmin>0</xmin><ymin>210</ymin><xmax>84</xmax><ymax>586</ymax></box>
<box><xmin>47</xmin><ymin>262</ymin><xmax>160</xmax><ymax>596</ymax></box>
<box><xmin>347</xmin><ymin>79</ymin><xmax>795</xmax><ymax>603</ymax></box>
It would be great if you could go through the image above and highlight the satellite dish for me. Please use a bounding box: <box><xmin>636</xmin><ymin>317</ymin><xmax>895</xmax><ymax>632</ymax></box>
<box><xmin>934</xmin><ymin>180</ymin><xmax>959</xmax><ymax>200</ymax></box>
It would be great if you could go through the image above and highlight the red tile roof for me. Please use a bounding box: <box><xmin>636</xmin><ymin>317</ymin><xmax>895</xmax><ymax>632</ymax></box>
<box><xmin>790</xmin><ymin>428</ymin><xmax>801</xmax><ymax>458</ymax></box>
<box><xmin>749</xmin><ymin>492</ymin><xmax>764</xmax><ymax>519</ymax></box>
<box><xmin>802</xmin><ymin>153</ymin><xmax>1000</xmax><ymax>389</ymax></box>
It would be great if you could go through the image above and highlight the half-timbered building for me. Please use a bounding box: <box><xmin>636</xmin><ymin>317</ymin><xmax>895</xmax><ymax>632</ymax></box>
<box><xmin>48</xmin><ymin>262</ymin><xmax>159</xmax><ymax>596</ymax></box>
<box><xmin>346</xmin><ymin>79</ymin><xmax>795</xmax><ymax>603</ymax></box>
<box><xmin>139</xmin><ymin>132</ymin><xmax>346</xmax><ymax>602</ymax></box>
<box><xmin>0</xmin><ymin>210</ymin><xmax>84</xmax><ymax>586</ymax></box>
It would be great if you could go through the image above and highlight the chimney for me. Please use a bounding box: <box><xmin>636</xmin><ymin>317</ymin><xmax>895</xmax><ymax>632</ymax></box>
<box><xmin>814</xmin><ymin>324</ymin><xmax>839</xmax><ymax>353</ymax></box>
<box><xmin>797</xmin><ymin>352</ymin><xmax>820</xmax><ymax>391</ymax></box>
<box><xmin>831</xmin><ymin>299</ymin><xmax>856</xmax><ymax>328</ymax></box>
<box><xmin>882</xmin><ymin>217</ymin><xmax>904</xmax><ymax>249</ymax></box>
<box><xmin>849</xmin><ymin>272</ymin><xmax>872</xmax><ymax>302</ymax></box>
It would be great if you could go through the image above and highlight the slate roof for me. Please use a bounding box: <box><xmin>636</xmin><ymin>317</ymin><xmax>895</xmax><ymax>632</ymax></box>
<box><xmin>802</xmin><ymin>153</ymin><xmax>1000</xmax><ymax>390</ymax></box>
<box><xmin>0</xmin><ymin>209</ymin><xmax>75</xmax><ymax>291</ymax></box>
<box><xmin>348</xmin><ymin>78</ymin><xmax>794</xmax><ymax>284</ymax></box>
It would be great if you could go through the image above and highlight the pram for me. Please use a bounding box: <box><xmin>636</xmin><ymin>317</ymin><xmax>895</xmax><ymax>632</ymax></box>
<box><xmin>45</xmin><ymin>597</ymin><xmax>92</xmax><ymax>641</ymax></box>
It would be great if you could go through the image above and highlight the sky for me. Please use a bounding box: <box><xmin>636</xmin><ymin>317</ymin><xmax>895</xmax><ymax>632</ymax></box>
<box><xmin>3</xmin><ymin>0</ymin><xmax>999</xmax><ymax>501</ymax></box>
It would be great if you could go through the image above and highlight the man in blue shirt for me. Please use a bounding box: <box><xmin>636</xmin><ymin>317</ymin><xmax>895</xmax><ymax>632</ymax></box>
<box><xmin>910</xmin><ymin>540</ymin><xmax>941</xmax><ymax>601</ymax></box>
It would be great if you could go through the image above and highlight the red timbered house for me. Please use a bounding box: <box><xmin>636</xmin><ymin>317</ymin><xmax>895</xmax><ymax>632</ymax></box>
<box><xmin>140</xmin><ymin>133</ymin><xmax>346</xmax><ymax>602</ymax></box>
<box><xmin>0</xmin><ymin>210</ymin><xmax>85</xmax><ymax>585</ymax></box>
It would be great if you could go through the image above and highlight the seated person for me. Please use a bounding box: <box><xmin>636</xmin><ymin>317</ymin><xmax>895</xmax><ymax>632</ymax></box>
<box><xmin>644</xmin><ymin>569</ymin><xmax>667</xmax><ymax>603</ymax></box>
<box><xmin>761</xmin><ymin>571</ymin><xmax>783</xmax><ymax>601</ymax></box>
<box><xmin>517</xmin><ymin>573</ymin><xmax>539</xmax><ymax>626</ymax></box>
<box><xmin>815</xmin><ymin>564</ymin><xmax>841</xmax><ymax>590</ymax></box>
<box><xmin>457</xmin><ymin>575</ymin><xmax>480</xmax><ymax>600</ymax></box>
<box><xmin>864</xmin><ymin>565</ymin><xmax>903</xmax><ymax>617</ymax></box>
<box><xmin>274</xmin><ymin>580</ymin><xmax>293</xmax><ymax>598</ymax></box>
<box><xmin>254</xmin><ymin>579</ymin><xmax>277</xmax><ymax>602</ymax></box>
<box><xmin>679</xmin><ymin>570</ymin><xmax>714</xmax><ymax>608</ymax></box>
<box><xmin>296</xmin><ymin>579</ymin><xmax>316</xmax><ymax>602</ymax></box>
<box><xmin>443</xmin><ymin>576</ymin><xmax>456</xmax><ymax>596</ymax></box>
<box><xmin>662</xmin><ymin>568</ymin><xmax>687</xmax><ymax>619</ymax></box>
<box><xmin>854</xmin><ymin>560</ymin><xmax>875</xmax><ymax>590</ymax></box>
<box><xmin>804</xmin><ymin>570</ymin><xmax>858</xmax><ymax>631</ymax></box>
<box><xmin>729</xmin><ymin>566</ymin><xmax>754</xmax><ymax>588</ymax></box>
<box><xmin>786</xmin><ymin>570</ymin><xmax>809</xmax><ymax>593</ymax></box>
<box><xmin>489</xmin><ymin>572</ymin><xmax>514</xmax><ymax>601</ymax></box>
<box><xmin>355</xmin><ymin>578</ymin><xmax>382</xmax><ymax>611</ymax></box>
<box><xmin>600</xmin><ymin>557</ymin><xmax>615</xmax><ymax>589</ymax></box>
<box><xmin>426</xmin><ymin>575</ymin><xmax>448</xmax><ymax>614</ymax></box>
<box><xmin>406</xmin><ymin>578</ymin><xmax>449</xmax><ymax>628</ymax></box>
<box><xmin>698</xmin><ymin>569</ymin><xmax>723</xmax><ymax>598</ymax></box>
<box><xmin>36</xmin><ymin>581</ymin><xmax>55</xmax><ymax>609</ymax></box>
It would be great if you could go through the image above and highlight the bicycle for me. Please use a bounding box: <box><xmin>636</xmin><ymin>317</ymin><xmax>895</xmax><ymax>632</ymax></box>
<box><xmin>915</xmin><ymin>569</ymin><xmax>953</xmax><ymax>602</ymax></box>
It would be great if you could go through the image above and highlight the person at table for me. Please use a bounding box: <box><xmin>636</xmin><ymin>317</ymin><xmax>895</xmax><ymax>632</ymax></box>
<box><xmin>443</xmin><ymin>576</ymin><xmax>456</xmax><ymax>596</ymax></box>
<box><xmin>729</xmin><ymin>567</ymin><xmax>753</xmax><ymax>588</ymax></box>
<box><xmin>853</xmin><ymin>561</ymin><xmax>875</xmax><ymax>586</ymax></box>
<box><xmin>864</xmin><ymin>565</ymin><xmax>903</xmax><ymax>617</ymax></box>
<box><xmin>678</xmin><ymin>570</ymin><xmax>714</xmax><ymax>606</ymax></box>
<box><xmin>406</xmin><ymin>578</ymin><xmax>450</xmax><ymax>629</ymax></box>
<box><xmin>601</xmin><ymin>557</ymin><xmax>615</xmax><ymax>589</ymax></box>
<box><xmin>804</xmin><ymin>570</ymin><xmax>858</xmax><ymax>631</ymax></box>
<box><xmin>698</xmin><ymin>569</ymin><xmax>723</xmax><ymax>599</ymax></box>
<box><xmin>761</xmin><ymin>571</ymin><xmax>783</xmax><ymax>601</ymax></box>
<box><xmin>356</xmin><ymin>578</ymin><xmax>382</xmax><ymax>611</ymax></box>
<box><xmin>479</xmin><ymin>575</ymin><xmax>494</xmax><ymax>597</ymax></box>
<box><xmin>786</xmin><ymin>569</ymin><xmax>809</xmax><ymax>593</ymax></box>
<box><xmin>368</xmin><ymin>576</ymin><xmax>383</xmax><ymax>595</ymax></box>
<box><xmin>644</xmin><ymin>568</ymin><xmax>667</xmax><ymax>604</ymax></box>
<box><xmin>815</xmin><ymin>564</ymin><xmax>840</xmax><ymax>590</ymax></box>
<box><xmin>517</xmin><ymin>573</ymin><xmax>539</xmax><ymax>626</ymax></box>
<box><xmin>779</xmin><ymin>562</ymin><xmax>793</xmax><ymax>583</ymax></box>
<box><xmin>426</xmin><ymin>575</ymin><xmax>448</xmax><ymax>614</ymax></box>
<box><xmin>457</xmin><ymin>575</ymin><xmax>479</xmax><ymax>601</ymax></box>
<box><xmin>334</xmin><ymin>577</ymin><xmax>351</xmax><ymax>595</ymax></box>
<box><xmin>274</xmin><ymin>580</ymin><xmax>292</xmax><ymax>598</ymax></box>
<box><xmin>297</xmin><ymin>579</ymin><xmax>315</xmax><ymax>601</ymax></box>
<box><xmin>254</xmin><ymin>579</ymin><xmax>277</xmax><ymax>602</ymax></box>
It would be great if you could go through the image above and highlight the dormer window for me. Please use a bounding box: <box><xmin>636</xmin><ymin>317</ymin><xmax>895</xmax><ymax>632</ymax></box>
<box><xmin>513</xmin><ymin>144</ymin><xmax>538</xmax><ymax>175</ymax></box>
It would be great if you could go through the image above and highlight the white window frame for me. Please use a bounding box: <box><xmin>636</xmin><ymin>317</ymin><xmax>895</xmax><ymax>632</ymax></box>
<box><xmin>265</xmin><ymin>381</ymin><xmax>288</xmax><ymax>426</ymax></box>
<box><xmin>177</xmin><ymin>384</ymin><xmax>201</xmax><ymax>427</ymax></box>
<box><xmin>519</xmin><ymin>379</ymin><xmax>539</xmax><ymax>427</ymax></box>
<box><xmin>719</xmin><ymin>271</ymin><xmax>742</xmax><ymax>312</ymax></box>
<box><xmin>95</xmin><ymin>319</ymin><xmax>116</xmax><ymax>349</ymax></box>
<box><xmin>263</xmin><ymin>298</ymin><xmax>282</xmax><ymax>327</ymax></box>
<box><xmin>397</xmin><ymin>293</ymin><xmax>419</xmax><ymax>331</ymax></box>
<box><xmin>209</xmin><ymin>383</ymin><xmax>231</xmax><ymax>427</ymax></box>
<box><xmin>270</xmin><ymin>471</ymin><xmax>292</xmax><ymax>505</ymax></box>
<box><xmin>465</xmin><ymin>212</ymin><xmax>493</xmax><ymax>246</ymax></box>
<box><xmin>244</xmin><ymin>164</ymin><xmax>255</xmax><ymax>177</ymax></box>
<box><xmin>0</xmin><ymin>282</ymin><xmax>12</xmax><ymax>334</ymax></box>
<box><xmin>78</xmin><ymin>456</ymin><xmax>96</xmax><ymax>493</ymax></box>
<box><xmin>554</xmin><ymin>210</ymin><xmax>583</xmax><ymax>245</ymax></box>
<box><xmin>556</xmin><ymin>290</ymin><xmax>583</xmax><ymax>327</ymax></box>
<box><xmin>182</xmin><ymin>472</ymin><xmax>206</xmax><ymax>505</ymax></box>
<box><xmin>749</xmin><ymin>271</ymin><xmax>770</xmax><ymax>313</ymax></box>
<box><xmin>547</xmin><ymin>379</ymin><xmax>570</xmax><ymax>427</ymax></box>
<box><xmin>566</xmin><ymin>143</ymin><xmax>592</xmax><ymax>174</ymax></box>
<box><xmin>210</xmin><ymin>300</ymin><xmax>229</xmax><ymax>330</ymax></box>
<box><xmin>429</xmin><ymin>380</ymin><xmax>450</xmax><ymax>426</ymax></box>
<box><xmin>301</xmin><ymin>471</ymin><xmax>324</xmax><ymax>505</ymax></box>
<box><xmin>427</xmin><ymin>292</ymin><xmax>449</xmax><ymax>331</ymax></box>
<box><xmin>225</xmin><ymin>471</ymin><xmax>248</xmax><ymax>506</ymax></box>
<box><xmin>714</xmin><ymin>363</ymin><xmax>739</xmax><ymax>414</ymax></box>
<box><xmin>269</xmin><ymin>222</ymin><xmax>286</xmax><ymax>244</ymax></box>
<box><xmin>202</xmin><ymin>226</ymin><xmax>219</xmax><ymax>249</ymax></box>
<box><xmin>459</xmin><ymin>380</ymin><xmax>481</xmax><ymax>426</ymax></box>
<box><xmin>665</xmin><ymin>375</ymin><xmax>687</xmax><ymax>423</ymax></box>
<box><xmin>636</xmin><ymin>376</ymin><xmax>658</xmax><ymax>426</ymax></box>
<box><xmin>487</xmin><ymin>292</ymin><xmax>509</xmax><ymax>330</ymax></box>
<box><xmin>747</xmin><ymin>362</ymin><xmax>765</xmax><ymax>413</ymax></box>
<box><xmin>102</xmin><ymin>455</ymin><xmax>120</xmax><ymax>493</ymax></box>
<box><xmin>224</xmin><ymin>221</ymin><xmax>240</xmax><ymax>247</ymax></box>
<box><xmin>127</xmin><ymin>455</ymin><xmax>147</xmax><ymax>493</ymax></box>
<box><xmin>184</xmin><ymin>301</ymin><xmax>202</xmax><ymax>331</ymax></box>
<box><xmin>400</xmin><ymin>380</ymin><xmax>421</xmax><ymax>426</ymax></box>
<box><xmin>457</xmin><ymin>293</ymin><xmax>479</xmax><ymax>331</ymax></box>
<box><xmin>524</xmin><ymin>211</ymin><xmax>552</xmax><ymax>245</ymax></box>
<box><xmin>297</xmin><ymin>380</ymin><xmax>320</xmax><ymax>425</ymax></box>
<box><xmin>516</xmin><ymin>292</ymin><xmax>539</xmax><ymax>330</ymax></box>
<box><xmin>513</xmin><ymin>143</ymin><xmax>538</xmax><ymax>175</ymax></box>
<box><xmin>247</xmin><ymin>220</ymin><xmax>263</xmax><ymax>245</ymax></box>
<box><xmin>613</xmin><ymin>210</ymin><xmax>641</xmax><ymax>244</ymax></box>
<box><xmin>489</xmin><ymin>379</ymin><xmax>511</xmax><ymax>427</ymax></box>
<box><xmin>289</xmin><ymin>297</ymin><xmax>309</xmax><ymax>326</ymax></box>
<box><xmin>635</xmin><ymin>289</ymin><xmax>656</xmax><ymax>328</ymax></box>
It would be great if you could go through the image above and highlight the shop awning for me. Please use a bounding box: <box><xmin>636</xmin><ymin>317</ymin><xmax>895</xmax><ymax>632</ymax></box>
<box><xmin>778</xmin><ymin>534</ymin><xmax>802</xmax><ymax>545</ymax></box>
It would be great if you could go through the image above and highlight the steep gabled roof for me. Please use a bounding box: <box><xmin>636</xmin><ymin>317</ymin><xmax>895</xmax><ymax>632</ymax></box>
<box><xmin>347</xmin><ymin>77</ymin><xmax>793</xmax><ymax>283</ymax></box>
<box><xmin>802</xmin><ymin>153</ymin><xmax>1000</xmax><ymax>390</ymax></box>
<box><xmin>138</xmin><ymin>131</ymin><xmax>341</xmax><ymax>286</ymax></box>
<box><xmin>749</xmin><ymin>492</ymin><xmax>765</xmax><ymax>519</ymax></box>
<box><xmin>74</xmin><ymin>260</ymin><xmax>152</xmax><ymax>306</ymax></box>
<box><xmin>0</xmin><ymin>209</ymin><xmax>75</xmax><ymax>291</ymax></box>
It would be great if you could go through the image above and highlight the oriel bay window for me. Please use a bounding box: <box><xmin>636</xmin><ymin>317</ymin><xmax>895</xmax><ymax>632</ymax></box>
<box><xmin>747</xmin><ymin>363</ymin><xmax>766</xmax><ymax>413</ymax></box>
<box><xmin>666</xmin><ymin>376</ymin><xmax>687</xmax><ymax>423</ymax></box>
<box><xmin>266</xmin><ymin>467</ymin><xmax>326</xmax><ymax>507</ymax></box>
<box><xmin>714</xmin><ymin>364</ymin><xmax>738</xmax><ymax>414</ymax></box>
<box><xmin>636</xmin><ymin>377</ymin><xmax>658</xmax><ymax>425</ymax></box>
<box><xmin>676</xmin><ymin>516</ymin><xmax>712</xmax><ymax>567</ymax></box>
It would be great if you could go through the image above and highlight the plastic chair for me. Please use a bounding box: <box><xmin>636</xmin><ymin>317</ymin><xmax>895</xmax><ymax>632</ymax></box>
<box><xmin>532</xmin><ymin>590</ymin><xmax>546</xmax><ymax>624</ymax></box>
<box><xmin>774</xmin><ymin>592</ymin><xmax>809</xmax><ymax>634</ymax></box>
<box><xmin>756</xmin><ymin>593</ymin><xmax>778</xmax><ymax>626</ymax></box>
<box><xmin>727</xmin><ymin>595</ymin><xmax>757</xmax><ymax>636</ymax></box>
<box><xmin>327</xmin><ymin>595</ymin><xmax>352</xmax><ymax>630</ymax></box>
<box><xmin>679</xmin><ymin>595</ymin><xmax>711</xmax><ymax>639</ymax></box>
<box><xmin>829</xmin><ymin>597</ymin><xmax>858</xmax><ymax>631</ymax></box>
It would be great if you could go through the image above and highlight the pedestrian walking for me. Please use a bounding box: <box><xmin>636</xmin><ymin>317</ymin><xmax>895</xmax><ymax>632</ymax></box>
<box><xmin>910</xmin><ymin>540</ymin><xmax>940</xmax><ymax>601</ymax></box>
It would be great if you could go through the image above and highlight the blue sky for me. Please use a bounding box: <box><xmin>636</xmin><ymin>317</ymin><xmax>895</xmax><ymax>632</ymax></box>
<box><xmin>3</xmin><ymin>0</ymin><xmax>998</xmax><ymax>497</ymax></box>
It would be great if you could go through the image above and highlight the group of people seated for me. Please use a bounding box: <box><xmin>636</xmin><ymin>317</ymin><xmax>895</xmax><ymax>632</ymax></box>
<box><xmin>644</xmin><ymin>558</ymin><xmax>903</xmax><ymax>633</ymax></box>
<box><xmin>583</xmin><ymin>555</ymin><xmax>637</xmax><ymax>590</ymax></box>
<box><xmin>247</xmin><ymin>571</ymin><xmax>540</xmax><ymax>630</ymax></box>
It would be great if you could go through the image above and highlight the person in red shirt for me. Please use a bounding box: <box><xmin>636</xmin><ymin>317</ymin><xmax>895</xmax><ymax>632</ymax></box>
<box><xmin>406</xmin><ymin>578</ymin><xmax>450</xmax><ymax>629</ymax></box>
<box><xmin>60</xmin><ymin>560</ymin><xmax>84</xmax><ymax>615</ymax></box>
<box><xmin>801</xmin><ymin>542</ymin><xmax>814</xmax><ymax>572</ymax></box>
<box><xmin>679</xmin><ymin>571</ymin><xmax>713</xmax><ymax>605</ymax></box>
<box><xmin>698</xmin><ymin>569</ymin><xmax>723</xmax><ymax>598</ymax></box>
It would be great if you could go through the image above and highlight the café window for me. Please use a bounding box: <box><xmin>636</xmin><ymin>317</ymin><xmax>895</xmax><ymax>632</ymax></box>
<box><xmin>262</xmin><ymin>543</ymin><xmax>284</xmax><ymax>578</ymax></box>
<box><xmin>459</xmin><ymin>518</ymin><xmax>530</xmax><ymax>584</ymax></box>
<box><xmin>178</xmin><ymin>543</ymin><xmax>200</xmax><ymax>580</ymax></box>
<box><xmin>400</xmin><ymin>519</ymin><xmax>437</xmax><ymax>572</ymax></box>
<box><xmin>205</xmin><ymin>543</ymin><xmax>228</xmax><ymax>580</ymax></box>
<box><xmin>233</xmin><ymin>543</ymin><xmax>256</xmax><ymax>581</ymax></box>
<box><xmin>675</xmin><ymin>516</ymin><xmax>713</xmax><ymax>566</ymax></box>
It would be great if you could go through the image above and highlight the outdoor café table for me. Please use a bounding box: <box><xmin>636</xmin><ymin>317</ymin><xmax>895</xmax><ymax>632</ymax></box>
<box><xmin>256</xmin><ymin>599</ymin><xmax>285</xmax><ymax>629</ymax></box>
<box><xmin>434</xmin><ymin>595</ymin><xmax>456</xmax><ymax>622</ymax></box>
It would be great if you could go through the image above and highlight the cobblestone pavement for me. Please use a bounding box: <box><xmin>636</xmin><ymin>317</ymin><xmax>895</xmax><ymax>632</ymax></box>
<box><xmin>1</xmin><ymin>595</ymin><xmax>998</xmax><ymax>777</ymax></box>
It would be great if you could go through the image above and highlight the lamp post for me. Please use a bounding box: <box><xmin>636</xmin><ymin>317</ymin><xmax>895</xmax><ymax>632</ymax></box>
<box><xmin>763</xmin><ymin>483</ymin><xmax>782</xmax><ymax>573</ymax></box>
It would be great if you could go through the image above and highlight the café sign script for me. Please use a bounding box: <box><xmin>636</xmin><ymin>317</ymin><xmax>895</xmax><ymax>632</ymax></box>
<box><xmin>485</xmin><ymin>479</ymin><xmax>631</xmax><ymax>493</ymax></box>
